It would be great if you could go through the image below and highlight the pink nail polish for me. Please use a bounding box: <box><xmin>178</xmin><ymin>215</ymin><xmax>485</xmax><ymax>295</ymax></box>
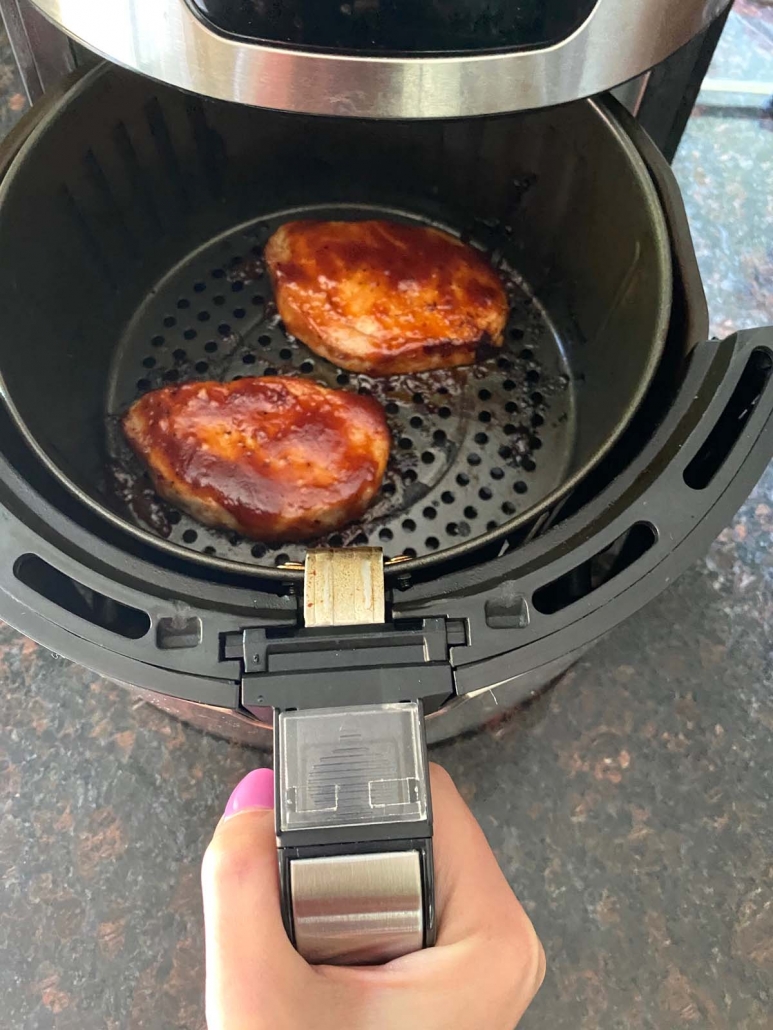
<box><xmin>223</xmin><ymin>768</ymin><xmax>274</xmax><ymax>818</ymax></box>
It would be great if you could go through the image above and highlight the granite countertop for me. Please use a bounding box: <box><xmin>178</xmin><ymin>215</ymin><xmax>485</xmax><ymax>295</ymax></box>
<box><xmin>1</xmin><ymin>8</ymin><xmax>772</xmax><ymax>1030</ymax></box>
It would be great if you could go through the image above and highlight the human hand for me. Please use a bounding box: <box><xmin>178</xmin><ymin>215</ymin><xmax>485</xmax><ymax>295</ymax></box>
<box><xmin>202</xmin><ymin>763</ymin><xmax>545</xmax><ymax>1030</ymax></box>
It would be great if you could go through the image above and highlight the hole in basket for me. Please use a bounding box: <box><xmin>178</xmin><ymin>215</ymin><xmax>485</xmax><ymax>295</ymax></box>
<box><xmin>182</xmin><ymin>529</ymin><xmax>198</xmax><ymax>544</ymax></box>
<box><xmin>233</xmin><ymin>308</ymin><xmax>246</xmax><ymax>319</ymax></box>
<box><xmin>195</xmin><ymin>361</ymin><xmax>208</xmax><ymax>374</ymax></box>
<box><xmin>205</xmin><ymin>341</ymin><xmax>218</xmax><ymax>353</ymax></box>
<box><xmin>213</xmin><ymin>295</ymin><xmax>226</xmax><ymax>306</ymax></box>
<box><xmin>475</xmin><ymin>432</ymin><xmax>488</xmax><ymax>445</ymax></box>
<box><xmin>173</xmin><ymin>348</ymin><xmax>187</xmax><ymax>361</ymax></box>
<box><xmin>197</xmin><ymin>311</ymin><xmax>211</xmax><ymax>322</ymax></box>
<box><xmin>531</xmin><ymin>413</ymin><xmax>544</xmax><ymax>427</ymax></box>
<box><xmin>441</xmin><ymin>491</ymin><xmax>454</xmax><ymax>505</ymax></box>
<box><xmin>251</xmin><ymin>543</ymin><xmax>267</xmax><ymax>559</ymax></box>
<box><xmin>379</xmin><ymin>528</ymin><xmax>393</xmax><ymax>542</ymax></box>
<box><xmin>683</xmin><ymin>347</ymin><xmax>772</xmax><ymax>490</ymax></box>
<box><xmin>399</xmin><ymin>437</ymin><xmax>413</xmax><ymax>450</ymax></box>
<box><xmin>467</xmin><ymin>453</ymin><xmax>481</xmax><ymax>466</ymax></box>
<box><xmin>487</xmin><ymin>520</ymin><xmax>497</xmax><ymax>531</ymax></box>
<box><xmin>513</xmin><ymin>480</ymin><xmax>528</xmax><ymax>494</ymax></box>
<box><xmin>490</xmin><ymin>467</ymin><xmax>504</xmax><ymax>480</ymax></box>
<box><xmin>421</xmin><ymin>451</ymin><xmax>435</xmax><ymax>465</ymax></box>
<box><xmin>402</xmin><ymin>519</ymin><xmax>416</xmax><ymax>532</ymax></box>
<box><xmin>156</xmin><ymin>616</ymin><xmax>203</xmax><ymax>650</ymax></box>
<box><xmin>231</xmin><ymin>281</ymin><xmax>244</xmax><ymax>293</ymax></box>
<box><xmin>211</xmin><ymin>268</ymin><xmax>225</xmax><ymax>279</ymax></box>
<box><xmin>258</xmin><ymin>335</ymin><xmax>272</xmax><ymax>347</ymax></box>
<box><xmin>522</xmin><ymin>458</ymin><xmax>537</xmax><ymax>472</ymax></box>
<box><xmin>502</xmin><ymin>501</ymin><xmax>515</xmax><ymax>515</ymax></box>
<box><xmin>409</xmin><ymin>415</ymin><xmax>422</xmax><ymax>428</ymax></box>
<box><xmin>218</xmin><ymin>323</ymin><xmax>232</xmax><ymax>337</ymax></box>
<box><xmin>300</xmin><ymin>361</ymin><xmax>314</xmax><ymax>373</ymax></box>
<box><xmin>533</xmin><ymin>523</ymin><xmax>657</xmax><ymax>615</ymax></box>
<box><xmin>479</xmin><ymin>411</ymin><xmax>492</xmax><ymax>423</ymax></box>
<box><xmin>426</xmin><ymin>536</ymin><xmax>439</xmax><ymax>549</ymax></box>
<box><xmin>338</xmin><ymin>374</ymin><xmax>351</xmax><ymax>386</ymax></box>
<box><xmin>163</xmin><ymin>316</ymin><xmax>176</xmax><ymax>328</ymax></box>
<box><xmin>275</xmin><ymin>553</ymin><xmax>290</xmax><ymax>566</ymax></box>
<box><xmin>142</xmin><ymin>356</ymin><xmax>156</xmax><ymax>369</ymax></box>
<box><xmin>151</xmin><ymin>335</ymin><xmax>164</xmax><ymax>347</ymax></box>
<box><xmin>243</xmin><ymin>353</ymin><xmax>256</xmax><ymax>364</ymax></box>
<box><xmin>447</xmin><ymin>522</ymin><xmax>459</xmax><ymax>536</ymax></box>
<box><xmin>183</xmin><ymin>328</ymin><xmax>197</xmax><ymax>341</ymax></box>
<box><xmin>433</xmin><ymin>429</ymin><xmax>447</xmax><ymax>444</ymax></box>
<box><xmin>136</xmin><ymin>378</ymin><xmax>150</xmax><ymax>391</ymax></box>
<box><xmin>478</xmin><ymin>388</ymin><xmax>491</xmax><ymax>401</ymax></box>
<box><xmin>353</xmin><ymin>533</ymin><xmax>369</xmax><ymax>545</ymax></box>
<box><xmin>279</xmin><ymin>348</ymin><xmax>292</xmax><ymax>360</ymax></box>
<box><xmin>163</xmin><ymin>370</ymin><xmax>178</xmax><ymax>383</ymax></box>
<box><xmin>264</xmin><ymin>366</ymin><xmax>277</xmax><ymax>376</ymax></box>
<box><xmin>252</xmin><ymin>294</ymin><xmax>264</xmax><ymax>306</ymax></box>
<box><xmin>423</xmin><ymin>506</ymin><xmax>437</xmax><ymax>520</ymax></box>
<box><xmin>439</xmin><ymin>406</ymin><xmax>451</xmax><ymax>419</ymax></box>
<box><xmin>479</xmin><ymin>486</ymin><xmax>492</xmax><ymax>500</ymax></box>
<box><xmin>14</xmin><ymin>555</ymin><xmax>150</xmax><ymax>639</ymax></box>
<box><xmin>505</xmin><ymin>401</ymin><xmax>518</xmax><ymax>414</ymax></box>
<box><xmin>402</xmin><ymin>547</ymin><xmax>417</xmax><ymax>558</ymax></box>
<box><xmin>403</xmin><ymin>469</ymin><xmax>417</xmax><ymax>484</ymax></box>
<box><xmin>168</xmin><ymin>511</ymin><xmax>181</xmax><ymax>525</ymax></box>
<box><xmin>328</xmin><ymin>534</ymin><xmax>343</xmax><ymax>547</ymax></box>
<box><xmin>456</xmin><ymin>472</ymin><xmax>469</xmax><ymax>486</ymax></box>
<box><xmin>485</xmin><ymin>591</ymin><xmax>529</xmax><ymax>630</ymax></box>
<box><xmin>382</xmin><ymin>482</ymin><xmax>396</xmax><ymax>496</ymax></box>
<box><xmin>203</xmin><ymin>545</ymin><xmax>216</xmax><ymax>555</ymax></box>
<box><xmin>464</xmin><ymin>506</ymin><xmax>478</xmax><ymax>519</ymax></box>
<box><xmin>177</xmin><ymin>298</ymin><xmax>190</xmax><ymax>310</ymax></box>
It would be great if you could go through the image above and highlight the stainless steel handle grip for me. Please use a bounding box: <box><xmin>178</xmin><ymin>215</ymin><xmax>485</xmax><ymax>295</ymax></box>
<box><xmin>290</xmin><ymin>850</ymin><xmax>425</xmax><ymax>965</ymax></box>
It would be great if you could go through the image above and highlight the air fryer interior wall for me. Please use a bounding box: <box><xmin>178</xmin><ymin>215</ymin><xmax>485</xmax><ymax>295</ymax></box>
<box><xmin>0</xmin><ymin>65</ymin><xmax>671</xmax><ymax>574</ymax></box>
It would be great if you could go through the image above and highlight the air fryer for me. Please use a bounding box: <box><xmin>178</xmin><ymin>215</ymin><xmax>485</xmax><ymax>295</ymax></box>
<box><xmin>0</xmin><ymin>0</ymin><xmax>770</xmax><ymax>966</ymax></box>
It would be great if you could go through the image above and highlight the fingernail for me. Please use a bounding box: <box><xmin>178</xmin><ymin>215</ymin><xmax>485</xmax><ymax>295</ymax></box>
<box><xmin>223</xmin><ymin>768</ymin><xmax>274</xmax><ymax>819</ymax></box>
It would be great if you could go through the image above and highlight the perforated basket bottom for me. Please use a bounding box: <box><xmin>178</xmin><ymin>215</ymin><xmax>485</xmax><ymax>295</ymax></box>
<box><xmin>105</xmin><ymin>205</ymin><xmax>576</xmax><ymax>569</ymax></box>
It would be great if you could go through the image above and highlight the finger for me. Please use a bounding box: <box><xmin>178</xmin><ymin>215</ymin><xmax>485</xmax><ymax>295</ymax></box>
<box><xmin>429</xmin><ymin>763</ymin><xmax>539</xmax><ymax>954</ymax></box>
<box><xmin>322</xmin><ymin>763</ymin><xmax>545</xmax><ymax>1030</ymax></box>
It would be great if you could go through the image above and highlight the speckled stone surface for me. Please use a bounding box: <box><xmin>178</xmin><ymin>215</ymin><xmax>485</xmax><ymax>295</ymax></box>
<box><xmin>1</xmin><ymin>9</ymin><xmax>772</xmax><ymax>1030</ymax></box>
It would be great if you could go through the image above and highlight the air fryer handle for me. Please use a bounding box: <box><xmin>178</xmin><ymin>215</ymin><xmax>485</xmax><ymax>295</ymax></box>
<box><xmin>271</xmin><ymin>548</ymin><xmax>437</xmax><ymax>965</ymax></box>
<box><xmin>273</xmin><ymin>699</ymin><xmax>436</xmax><ymax>965</ymax></box>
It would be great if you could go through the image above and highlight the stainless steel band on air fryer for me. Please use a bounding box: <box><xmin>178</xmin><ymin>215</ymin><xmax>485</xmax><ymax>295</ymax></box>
<box><xmin>27</xmin><ymin>0</ymin><xmax>731</xmax><ymax>118</ymax></box>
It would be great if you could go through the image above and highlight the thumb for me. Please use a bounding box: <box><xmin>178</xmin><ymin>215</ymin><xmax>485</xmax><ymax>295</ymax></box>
<box><xmin>201</xmin><ymin>769</ymin><xmax>312</xmax><ymax>1030</ymax></box>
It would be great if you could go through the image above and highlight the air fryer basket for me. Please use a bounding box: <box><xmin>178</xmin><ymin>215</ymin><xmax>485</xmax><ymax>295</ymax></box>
<box><xmin>0</xmin><ymin>65</ymin><xmax>671</xmax><ymax>576</ymax></box>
